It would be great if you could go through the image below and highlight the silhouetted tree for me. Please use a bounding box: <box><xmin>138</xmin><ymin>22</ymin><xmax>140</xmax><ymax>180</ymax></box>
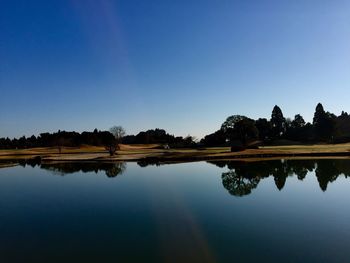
<box><xmin>221</xmin><ymin>115</ymin><xmax>247</xmax><ymax>133</ymax></box>
<box><xmin>286</xmin><ymin>114</ymin><xmax>307</xmax><ymax>141</ymax></box>
<box><xmin>103</xmin><ymin>137</ymin><xmax>118</xmax><ymax>156</ymax></box>
<box><xmin>110</xmin><ymin>126</ymin><xmax>125</xmax><ymax>143</ymax></box>
<box><xmin>312</xmin><ymin>103</ymin><xmax>335</xmax><ymax>141</ymax></box>
<box><xmin>234</xmin><ymin>118</ymin><xmax>259</xmax><ymax>146</ymax></box>
<box><xmin>133</xmin><ymin>129</ymin><xmax>174</xmax><ymax>144</ymax></box>
<box><xmin>220</xmin><ymin>115</ymin><xmax>259</xmax><ymax>150</ymax></box>
<box><xmin>3</xmin><ymin>103</ymin><xmax>350</xmax><ymax>149</ymax></box>
<box><xmin>313</xmin><ymin>103</ymin><xmax>326</xmax><ymax>126</ymax></box>
<box><xmin>255</xmin><ymin>118</ymin><xmax>271</xmax><ymax>141</ymax></box>
<box><xmin>334</xmin><ymin>111</ymin><xmax>350</xmax><ymax>142</ymax></box>
<box><xmin>270</xmin><ymin>105</ymin><xmax>286</xmax><ymax>139</ymax></box>
<box><xmin>291</xmin><ymin>114</ymin><xmax>306</xmax><ymax>129</ymax></box>
<box><xmin>200</xmin><ymin>129</ymin><xmax>226</xmax><ymax>146</ymax></box>
<box><xmin>107</xmin><ymin>126</ymin><xmax>126</xmax><ymax>156</ymax></box>
<box><xmin>182</xmin><ymin>135</ymin><xmax>196</xmax><ymax>147</ymax></box>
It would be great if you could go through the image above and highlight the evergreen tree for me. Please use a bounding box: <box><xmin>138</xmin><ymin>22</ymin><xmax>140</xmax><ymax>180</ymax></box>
<box><xmin>255</xmin><ymin>118</ymin><xmax>271</xmax><ymax>141</ymax></box>
<box><xmin>313</xmin><ymin>103</ymin><xmax>326</xmax><ymax>126</ymax></box>
<box><xmin>312</xmin><ymin>103</ymin><xmax>335</xmax><ymax>141</ymax></box>
<box><xmin>271</xmin><ymin>105</ymin><xmax>286</xmax><ymax>139</ymax></box>
<box><xmin>291</xmin><ymin>114</ymin><xmax>306</xmax><ymax>129</ymax></box>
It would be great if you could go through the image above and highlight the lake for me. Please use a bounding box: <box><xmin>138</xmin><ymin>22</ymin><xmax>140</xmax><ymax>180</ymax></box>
<box><xmin>0</xmin><ymin>159</ymin><xmax>350</xmax><ymax>263</ymax></box>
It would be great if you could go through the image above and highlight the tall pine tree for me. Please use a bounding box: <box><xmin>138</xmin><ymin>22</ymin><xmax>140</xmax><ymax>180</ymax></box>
<box><xmin>271</xmin><ymin>105</ymin><xmax>286</xmax><ymax>139</ymax></box>
<box><xmin>312</xmin><ymin>103</ymin><xmax>335</xmax><ymax>141</ymax></box>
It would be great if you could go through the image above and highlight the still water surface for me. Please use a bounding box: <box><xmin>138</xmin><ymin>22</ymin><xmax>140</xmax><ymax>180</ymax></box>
<box><xmin>0</xmin><ymin>159</ymin><xmax>350</xmax><ymax>262</ymax></box>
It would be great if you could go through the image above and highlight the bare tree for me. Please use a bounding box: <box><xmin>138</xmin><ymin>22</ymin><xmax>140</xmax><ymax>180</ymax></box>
<box><xmin>107</xmin><ymin>126</ymin><xmax>125</xmax><ymax>156</ymax></box>
<box><xmin>110</xmin><ymin>126</ymin><xmax>126</xmax><ymax>142</ymax></box>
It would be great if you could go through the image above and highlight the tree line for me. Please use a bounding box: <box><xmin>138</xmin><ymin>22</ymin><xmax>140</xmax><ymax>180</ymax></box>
<box><xmin>0</xmin><ymin>127</ymin><xmax>196</xmax><ymax>152</ymax></box>
<box><xmin>0</xmin><ymin>129</ymin><xmax>115</xmax><ymax>150</ymax></box>
<box><xmin>1</xmin><ymin>103</ymin><xmax>350</xmax><ymax>151</ymax></box>
<box><xmin>201</xmin><ymin>103</ymin><xmax>350</xmax><ymax>149</ymax></box>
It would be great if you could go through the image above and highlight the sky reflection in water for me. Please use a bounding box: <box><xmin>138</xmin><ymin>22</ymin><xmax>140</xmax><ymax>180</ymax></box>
<box><xmin>0</xmin><ymin>159</ymin><xmax>350</xmax><ymax>263</ymax></box>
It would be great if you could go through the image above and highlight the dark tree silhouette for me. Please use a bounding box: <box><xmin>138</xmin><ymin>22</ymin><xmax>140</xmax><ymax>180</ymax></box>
<box><xmin>285</xmin><ymin>114</ymin><xmax>307</xmax><ymax>141</ymax></box>
<box><xmin>312</xmin><ymin>103</ymin><xmax>335</xmax><ymax>141</ymax></box>
<box><xmin>234</xmin><ymin>118</ymin><xmax>259</xmax><ymax>146</ymax></box>
<box><xmin>270</xmin><ymin>105</ymin><xmax>286</xmax><ymax>139</ymax></box>
<box><xmin>220</xmin><ymin>115</ymin><xmax>259</xmax><ymax>151</ymax></box>
<box><xmin>106</xmin><ymin>126</ymin><xmax>126</xmax><ymax>156</ymax></box>
<box><xmin>333</xmin><ymin>111</ymin><xmax>350</xmax><ymax>142</ymax></box>
<box><xmin>200</xmin><ymin>129</ymin><xmax>226</xmax><ymax>146</ymax></box>
<box><xmin>313</xmin><ymin>103</ymin><xmax>326</xmax><ymax>125</ymax></box>
<box><xmin>110</xmin><ymin>126</ymin><xmax>126</xmax><ymax>142</ymax></box>
<box><xmin>291</xmin><ymin>114</ymin><xmax>306</xmax><ymax>129</ymax></box>
<box><xmin>221</xmin><ymin>115</ymin><xmax>247</xmax><ymax>133</ymax></box>
<box><xmin>255</xmin><ymin>118</ymin><xmax>271</xmax><ymax>141</ymax></box>
<box><xmin>3</xmin><ymin>103</ymin><xmax>350</xmax><ymax>149</ymax></box>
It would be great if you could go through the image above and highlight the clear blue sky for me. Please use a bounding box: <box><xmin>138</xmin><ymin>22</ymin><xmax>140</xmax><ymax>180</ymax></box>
<box><xmin>1</xmin><ymin>0</ymin><xmax>350</xmax><ymax>139</ymax></box>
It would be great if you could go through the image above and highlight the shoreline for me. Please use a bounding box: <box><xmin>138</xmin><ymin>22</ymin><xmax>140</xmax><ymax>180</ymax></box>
<box><xmin>0</xmin><ymin>144</ymin><xmax>350</xmax><ymax>165</ymax></box>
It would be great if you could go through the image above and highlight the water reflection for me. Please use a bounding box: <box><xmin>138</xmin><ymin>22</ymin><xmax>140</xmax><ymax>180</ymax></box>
<box><xmin>222</xmin><ymin>170</ymin><xmax>260</xmax><ymax>196</ymax></box>
<box><xmin>1</xmin><ymin>158</ymin><xmax>350</xmax><ymax>194</ymax></box>
<box><xmin>1</xmin><ymin>158</ymin><xmax>126</xmax><ymax>178</ymax></box>
<box><xmin>209</xmin><ymin>159</ymin><xmax>350</xmax><ymax>196</ymax></box>
<box><xmin>41</xmin><ymin>162</ymin><xmax>126</xmax><ymax>178</ymax></box>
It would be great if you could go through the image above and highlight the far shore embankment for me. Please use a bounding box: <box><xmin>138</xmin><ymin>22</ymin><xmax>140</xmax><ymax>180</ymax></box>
<box><xmin>1</xmin><ymin>143</ymin><xmax>350</xmax><ymax>166</ymax></box>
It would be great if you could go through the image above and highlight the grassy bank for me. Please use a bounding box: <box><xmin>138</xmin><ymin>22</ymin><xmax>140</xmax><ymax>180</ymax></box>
<box><xmin>0</xmin><ymin>143</ymin><xmax>350</xmax><ymax>164</ymax></box>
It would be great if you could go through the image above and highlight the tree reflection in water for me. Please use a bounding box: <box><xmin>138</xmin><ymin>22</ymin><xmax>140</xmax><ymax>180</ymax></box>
<box><xmin>209</xmin><ymin>159</ymin><xmax>350</xmax><ymax>197</ymax></box>
<box><xmin>222</xmin><ymin>170</ymin><xmax>260</xmax><ymax>197</ymax></box>
<box><xmin>1</xmin><ymin>158</ymin><xmax>350</xmax><ymax>195</ymax></box>
<box><xmin>40</xmin><ymin>162</ymin><xmax>126</xmax><ymax>178</ymax></box>
<box><xmin>6</xmin><ymin>158</ymin><xmax>127</xmax><ymax>178</ymax></box>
